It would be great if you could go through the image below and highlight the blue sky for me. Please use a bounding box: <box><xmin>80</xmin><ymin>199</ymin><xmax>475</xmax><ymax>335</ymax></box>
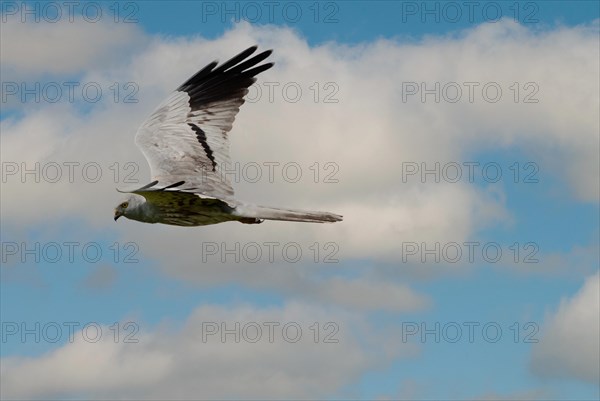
<box><xmin>1</xmin><ymin>1</ymin><xmax>599</xmax><ymax>399</ymax></box>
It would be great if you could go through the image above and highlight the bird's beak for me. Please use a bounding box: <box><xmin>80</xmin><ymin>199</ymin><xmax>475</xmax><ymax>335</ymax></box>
<box><xmin>114</xmin><ymin>210</ymin><xmax>121</xmax><ymax>221</ymax></box>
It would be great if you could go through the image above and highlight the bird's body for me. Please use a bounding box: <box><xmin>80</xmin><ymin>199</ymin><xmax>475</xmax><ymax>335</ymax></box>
<box><xmin>114</xmin><ymin>46</ymin><xmax>342</xmax><ymax>226</ymax></box>
<box><xmin>115</xmin><ymin>190</ymin><xmax>241</xmax><ymax>227</ymax></box>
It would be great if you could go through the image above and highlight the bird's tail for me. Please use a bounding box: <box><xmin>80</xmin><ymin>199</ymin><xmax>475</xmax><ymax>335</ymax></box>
<box><xmin>234</xmin><ymin>204</ymin><xmax>343</xmax><ymax>223</ymax></box>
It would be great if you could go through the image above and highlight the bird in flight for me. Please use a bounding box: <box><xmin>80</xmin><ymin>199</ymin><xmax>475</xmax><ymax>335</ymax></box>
<box><xmin>114</xmin><ymin>46</ymin><xmax>342</xmax><ymax>227</ymax></box>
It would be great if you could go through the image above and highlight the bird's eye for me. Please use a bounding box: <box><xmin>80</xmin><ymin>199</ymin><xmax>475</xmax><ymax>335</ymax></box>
<box><xmin>121</xmin><ymin>202</ymin><xmax>129</xmax><ymax>208</ymax></box>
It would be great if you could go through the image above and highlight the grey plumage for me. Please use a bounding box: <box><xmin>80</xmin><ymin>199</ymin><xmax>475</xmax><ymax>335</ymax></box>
<box><xmin>114</xmin><ymin>46</ymin><xmax>342</xmax><ymax>227</ymax></box>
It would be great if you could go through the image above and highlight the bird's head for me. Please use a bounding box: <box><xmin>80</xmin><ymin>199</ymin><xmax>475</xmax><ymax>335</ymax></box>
<box><xmin>114</xmin><ymin>195</ymin><xmax>144</xmax><ymax>221</ymax></box>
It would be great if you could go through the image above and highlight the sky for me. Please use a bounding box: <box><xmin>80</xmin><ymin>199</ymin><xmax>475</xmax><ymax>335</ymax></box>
<box><xmin>0</xmin><ymin>1</ymin><xmax>599</xmax><ymax>400</ymax></box>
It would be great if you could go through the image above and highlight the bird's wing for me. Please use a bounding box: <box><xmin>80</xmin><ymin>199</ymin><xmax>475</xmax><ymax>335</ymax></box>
<box><xmin>134</xmin><ymin>46</ymin><xmax>274</xmax><ymax>198</ymax></box>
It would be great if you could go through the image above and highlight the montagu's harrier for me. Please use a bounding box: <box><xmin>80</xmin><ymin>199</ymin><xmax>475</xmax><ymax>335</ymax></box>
<box><xmin>114</xmin><ymin>46</ymin><xmax>342</xmax><ymax>227</ymax></box>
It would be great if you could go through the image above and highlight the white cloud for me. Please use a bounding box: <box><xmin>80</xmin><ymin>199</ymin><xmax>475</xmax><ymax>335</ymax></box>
<box><xmin>0</xmin><ymin>302</ymin><xmax>417</xmax><ymax>399</ymax></box>
<box><xmin>319</xmin><ymin>277</ymin><xmax>431</xmax><ymax>312</ymax></box>
<box><xmin>0</xmin><ymin>15</ymin><xmax>146</xmax><ymax>78</ymax></box>
<box><xmin>112</xmin><ymin>220</ymin><xmax>433</xmax><ymax>311</ymax></box>
<box><xmin>530</xmin><ymin>271</ymin><xmax>600</xmax><ymax>383</ymax></box>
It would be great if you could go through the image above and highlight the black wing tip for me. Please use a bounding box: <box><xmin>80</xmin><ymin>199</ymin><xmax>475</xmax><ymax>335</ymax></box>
<box><xmin>160</xmin><ymin>180</ymin><xmax>186</xmax><ymax>190</ymax></box>
<box><xmin>254</xmin><ymin>62</ymin><xmax>275</xmax><ymax>72</ymax></box>
<box><xmin>188</xmin><ymin>45</ymin><xmax>273</xmax><ymax>81</ymax></box>
<box><xmin>139</xmin><ymin>180</ymin><xmax>159</xmax><ymax>190</ymax></box>
<box><xmin>240</xmin><ymin>45</ymin><xmax>274</xmax><ymax>58</ymax></box>
<box><xmin>220</xmin><ymin>45</ymin><xmax>273</xmax><ymax>73</ymax></box>
<box><xmin>178</xmin><ymin>46</ymin><xmax>274</xmax><ymax>107</ymax></box>
<box><xmin>124</xmin><ymin>180</ymin><xmax>188</xmax><ymax>192</ymax></box>
<box><xmin>116</xmin><ymin>180</ymin><xmax>159</xmax><ymax>193</ymax></box>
